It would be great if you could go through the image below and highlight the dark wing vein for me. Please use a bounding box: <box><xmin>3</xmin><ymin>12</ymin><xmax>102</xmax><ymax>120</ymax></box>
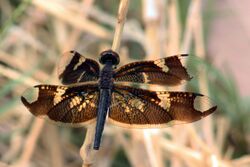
<box><xmin>108</xmin><ymin>84</ymin><xmax>216</xmax><ymax>128</ymax></box>
<box><xmin>21</xmin><ymin>83</ymin><xmax>99</xmax><ymax>127</ymax></box>
<box><xmin>111</xmin><ymin>90</ymin><xmax>152</xmax><ymax>125</ymax></box>
<box><xmin>58</xmin><ymin>50</ymin><xmax>100</xmax><ymax>84</ymax></box>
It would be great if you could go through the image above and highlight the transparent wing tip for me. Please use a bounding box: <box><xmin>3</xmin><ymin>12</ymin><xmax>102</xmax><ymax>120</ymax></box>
<box><xmin>194</xmin><ymin>94</ymin><xmax>217</xmax><ymax>117</ymax></box>
<box><xmin>21</xmin><ymin>86</ymin><xmax>39</xmax><ymax>102</ymax></box>
<box><xmin>21</xmin><ymin>96</ymin><xmax>30</xmax><ymax>108</ymax></box>
<box><xmin>20</xmin><ymin>86</ymin><xmax>40</xmax><ymax>112</ymax></box>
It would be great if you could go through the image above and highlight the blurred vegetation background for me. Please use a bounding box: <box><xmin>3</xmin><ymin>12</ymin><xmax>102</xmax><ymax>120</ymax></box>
<box><xmin>0</xmin><ymin>0</ymin><xmax>249</xmax><ymax>167</ymax></box>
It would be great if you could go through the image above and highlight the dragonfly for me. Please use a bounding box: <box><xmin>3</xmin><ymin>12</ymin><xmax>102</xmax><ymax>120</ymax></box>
<box><xmin>21</xmin><ymin>50</ymin><xmax>217</xmax><ymax>150</ymax></box>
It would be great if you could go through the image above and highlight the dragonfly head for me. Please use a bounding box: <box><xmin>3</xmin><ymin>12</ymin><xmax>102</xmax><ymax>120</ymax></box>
<box><xmin>99</xmin><ymin>50</ymin><xmax>120</xmax><ymax>65</ymax></box>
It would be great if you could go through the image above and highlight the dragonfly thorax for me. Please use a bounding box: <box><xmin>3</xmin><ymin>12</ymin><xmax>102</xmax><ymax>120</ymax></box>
<box><xmin>99</xmin><ymin>60</ymin><xmax>114</xmax><ymax>89</ymax></box>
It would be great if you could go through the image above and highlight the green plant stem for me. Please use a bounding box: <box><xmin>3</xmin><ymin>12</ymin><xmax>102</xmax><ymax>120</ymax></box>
<box><xmin>0</xmin><ymin>0</ymin><xmax>32</xmax><ymax>42</ymax></box>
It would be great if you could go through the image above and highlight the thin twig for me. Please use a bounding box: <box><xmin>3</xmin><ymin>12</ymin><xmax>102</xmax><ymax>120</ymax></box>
<box><xmin>0</xmin><ymin>65</ymin><xmax>39</xmax><ymax>86</ymax></box>
<box><xmin>141</xmin><ymin>1</ymin><xmax>165</xmax><ymax>167</ymax></box>
<box><xmin>32</xmin><ymin>0</ymin><xmax>111</xmax><ymax>39</ymax></box>
<box><xmin>193</xmin><ymin>0</ymin><xmax>216</xmax><ymax>154</ymax></box>
<box><xmin>80</xmin><ymin>1</ymin><xmax>130</xmax><ymax>166</ymax></box>
<box><xmin>111</xmin><ymin>0</ymin><xmax>130</xmax><ymax>52</ymax></box>
<box><xmin>167</xmin><ymin>0</ymin><xmax>181</xmax><ymax>55</ymax></box>
<box><xmin>181</xmin><ymin>0</ymin><xmax>196</xmax><ymax>53</ymax></box>
<box><xmin>44</xmin><ymin>124</ymin><xmax>64</xmax><ymax>167</ymax></box>
<box><xmin>13</xmin><ymin>119</ymin><xmax>45</xmax><ymax>167</ymax></box>
<box><xmin>143</xmin><ymin>0</ymin><xmax>161</xmax><ymax>58</ymax></box>
<box><xmin>80</xmin><ymin>125</ymin><xmax>97</xmax><ymax>167</ymax></box>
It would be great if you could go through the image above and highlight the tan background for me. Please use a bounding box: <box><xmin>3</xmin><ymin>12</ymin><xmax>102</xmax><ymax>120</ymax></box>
<box><xmin>208</xmin><ymin>0</ymin><xmax>250</xmax><ymax>96</ymax></box>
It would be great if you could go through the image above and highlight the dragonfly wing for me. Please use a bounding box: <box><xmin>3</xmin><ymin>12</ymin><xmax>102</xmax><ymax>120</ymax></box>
<box><xmin>58</xmin><ymin>51</ymin><xmax>100</xmax><ymax>84</ymax></box>
<box><xmin>114</xmin><ymin>54</ymin><xmax>192</xmax><ymax>86</ymax></box>
<box><xmin>21</xmin><ymin>83</ymin><xmax>99</xmax><ymax>127</ymax></box>
<box><xmin>108</xmin><ymin>84</ymin><xmax>216</xmax><ymax>128</ymax></box>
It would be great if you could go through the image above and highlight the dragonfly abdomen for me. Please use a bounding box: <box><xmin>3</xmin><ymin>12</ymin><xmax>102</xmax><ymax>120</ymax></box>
<box><xmin>94</xmin><ymin>50</ymin><xmax>119</xmax><ymax>150</ymax></box>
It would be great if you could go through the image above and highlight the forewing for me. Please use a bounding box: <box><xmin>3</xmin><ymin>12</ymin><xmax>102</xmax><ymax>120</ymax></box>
<box><xmin>58</xmin><ymin>50</ymin><xmax>100</xmax><ymax>84</ymax></box>
<box><xmin>114</xmin><ymin>54</ymin><xmax>192</xmax><ymax>86</ymax></box>
<box><xmin>21</xmin><ymin>83</ymin><xmax>99</xmax><ymax>126</ymax></box>
<box><xmin>108</xmin><ymin>85</ymin><xmax>216</xmax><ymax>128</ymax></box>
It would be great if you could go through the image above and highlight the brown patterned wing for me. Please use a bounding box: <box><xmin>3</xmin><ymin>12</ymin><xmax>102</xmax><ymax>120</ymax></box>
<box><xmin>21</xmin><ymin>83</ymin><xmax>99</xmax><ymax>127</ymax></box>
<box><xmin>58</xmin><ymin>51</ymin><xmax>100</xmax><ymax>85</ymax></box>
<box><xmin>108</xmin><ymin>85</ymin><xmax>216</xmax><ymax>128</ymax></box>
<box><xmin>114</xmin><ymin>54</ymin><xmax>192</xmax><ymax>86</ymax></box>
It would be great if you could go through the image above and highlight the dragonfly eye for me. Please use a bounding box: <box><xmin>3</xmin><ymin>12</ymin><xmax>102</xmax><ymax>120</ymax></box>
<box><xmin>99</xmin><ymin>50</ymin><xmax>120</xmax><ymax>65</ymax></box>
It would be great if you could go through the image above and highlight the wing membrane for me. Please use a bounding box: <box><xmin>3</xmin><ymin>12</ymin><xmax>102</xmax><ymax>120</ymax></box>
<box><xmin>114</xmin><ymin>54</ymin><xmax>192</xmax><ymax>86</ymax></box>
<box><xmin>21</xmin><ymin>83</ymin><xmax>99</xmax><ymax>126</ymax></box>
<box><xmin>58</xmin><ymin>51</ymin><xmax>100</xmax><ymax>84</ymax></box>
<box><xmin>109</xmin><ymin>85</ymin><xmax>216</xmax><ymax>128</ymax></box>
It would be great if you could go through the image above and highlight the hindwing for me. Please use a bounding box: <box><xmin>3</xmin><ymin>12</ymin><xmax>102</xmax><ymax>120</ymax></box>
<box><xmin>21</xmin><ymin>83</ymin><xmax>99</xmax><ymax>126</ymax></box>
<box><xmin>108</xmin><ymin>84</ymin><xmax>216</xmax><ymax>128</ymax></box>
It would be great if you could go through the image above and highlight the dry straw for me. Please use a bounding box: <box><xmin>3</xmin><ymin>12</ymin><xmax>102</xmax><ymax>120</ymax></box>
<box><xmin>1</xmin><ymin>0</ymin><xmax>250</xmax><ymax>167</ymax></box>
<box><xmin>80</xmin><ymin>1</ymin><xmax>130</xmax><ymax>166</ymax></box>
